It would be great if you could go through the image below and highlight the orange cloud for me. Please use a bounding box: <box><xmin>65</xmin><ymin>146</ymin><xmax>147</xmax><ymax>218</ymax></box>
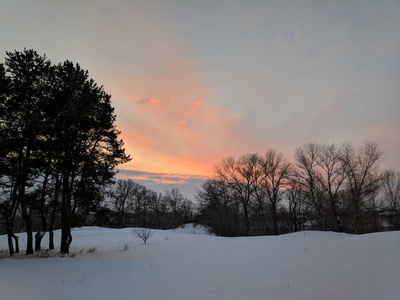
<box><xmin>148</xmin><ymin>98</ymin><xmax>159</xmax><ymax>104</ymax></box>
<box><xmin>92</xmin><ymin>19</ymin><xmax>254</xmax><ymax>177</ymax></box>
<box><xmin>117</xmin><ymin>93</ymin><xmax>251</xmax><ymax>177</ymax></box>
<box><xmin>191</xmin><ymin>101</ymin><xmax>202</xmax><ymax>107</ymax></box>
<box><xmin>181</xmin><ymin>101</ymin><xmax>202</xmax><ymax>117</ymax></box>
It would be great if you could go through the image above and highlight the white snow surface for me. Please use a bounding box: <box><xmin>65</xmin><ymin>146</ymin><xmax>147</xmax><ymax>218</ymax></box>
<box><xmin>0</xmin><ymin>225</ymin><xmax>399</xmax><ymax>300</ymax></box>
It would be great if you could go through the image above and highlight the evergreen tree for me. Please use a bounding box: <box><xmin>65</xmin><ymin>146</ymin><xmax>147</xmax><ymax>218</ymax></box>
<box><xmin>0</xmin><ymin>62</ymin><xmax>21</xmax><ymax>255</ymax></box>
<box><xmin>1</xmin><ymin>50</ymin><xmax>53</xmax><ymax>254</ymax></box>
<box><xmin>52</xmin><ymin>61</ymin><xmax>130</xmax><ymax>253</ymax></box>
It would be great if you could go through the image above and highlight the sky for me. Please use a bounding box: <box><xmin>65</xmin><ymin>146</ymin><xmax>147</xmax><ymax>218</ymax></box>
<box><xmin>1</xmin><ymin>0</ymin><xmax>399</xmax><ymax>199</ymax></box>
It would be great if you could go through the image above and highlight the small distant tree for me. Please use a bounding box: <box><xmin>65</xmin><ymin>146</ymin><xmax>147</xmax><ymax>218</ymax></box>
<box><xmin>131</xmin><ymin>228</ymin><xmax>155</xmax><ymax>244</ymax></box>
<box><xmin>111</xmin><ymin>179</ymin><xmax>136</xmax><ymax>227</ymax></box>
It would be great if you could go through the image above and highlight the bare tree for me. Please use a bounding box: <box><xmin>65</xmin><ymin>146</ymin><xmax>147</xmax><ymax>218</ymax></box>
<box><xmin>293</xmin><ymin>142</ymin><xmax>385</xmax><ymax>233</ymax></box>
<box><xmin>287</xmin><ymin>181</ymin><xmax>312</xmax><ymax>232</ymax></box>
<box><xmin>259</xmin><ymin>149</ymin><xmax>292</xmax><ymax>235</ymax></box>
<box><xmin>214</xmin><ymin>154</ymin><xmax>262</xmax><ymax>235</ymax></box>
<box><xmin>131</xmin><ymin>228</ymin><xmax>155</xmax><ymax>244</ymax></box>
<box><xmin>314</xmin><ymin>144</ymin><xmax>348</xmax><ymax>232</ymax></box>
<box><xmin>196</xmin><ymin>179</ymin><xmax>240</xmax><ymax>236</ymax></box>
<box><xmin>165</xmin><ymin>188</ymin><xmax>185</xmax><ymax>228</ymax></box>
<box><xmin>111</xmin><ymin>179</ymin><xmax>136</xmax><ymax>228</ymax></box>
<box><xmin>293</xmin><ymin>142</ymin><xmax>327</xmax><ymax>230</ymax></box>
<box><xmin>148</xmin><ymin>192</ymin><xmax>167</xmax><ymax>229</ymax></box>
<box><xmin>341</xmin><ymin>141</ymin><xmax>384</xmax><ymax>233</ymax></box>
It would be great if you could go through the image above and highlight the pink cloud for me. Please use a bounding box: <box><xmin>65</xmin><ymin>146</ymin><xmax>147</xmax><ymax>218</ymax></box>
<box><xmin>117</xmin><ymin>93</ymin><xmax>251</xmax><ymax>176</ymax></box>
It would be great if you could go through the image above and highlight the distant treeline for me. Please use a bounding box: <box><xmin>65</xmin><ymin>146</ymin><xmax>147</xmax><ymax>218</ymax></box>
<box><xmin>98</xmin><ymin>181</ymin><xmax>194</xmax><ymax>230</ymax></box>
<box><xmin>196</xmin><ymin>144</ymin><xmax>400</xmax><ymax>237</ymax></box>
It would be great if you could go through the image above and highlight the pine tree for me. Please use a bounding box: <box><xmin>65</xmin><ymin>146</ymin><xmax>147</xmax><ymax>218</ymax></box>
<box><xmin>52</xmin><ymin>61</ymin><xmax>131</xmax><ymax>253</ymax></box>
<box><xmin>2</xmin><ymin>50</ymin><xmax>53</xmax><ymax>254</ymax></box>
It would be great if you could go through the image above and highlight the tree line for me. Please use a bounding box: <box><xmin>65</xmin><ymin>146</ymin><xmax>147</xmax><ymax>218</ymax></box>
<box><xmin>196</xmin><ymin>143</ymin><xmax>400</xmax><ymax>237</ymax></box>
<box><xmin>0</xmin><ymin>49</ymin><xmax>130</xmax><ymax>255</ymax></box>
<box><xmin>100</xmin><ymin>180</ymin><xmax>194</xmax><ymax>230</ymax></box>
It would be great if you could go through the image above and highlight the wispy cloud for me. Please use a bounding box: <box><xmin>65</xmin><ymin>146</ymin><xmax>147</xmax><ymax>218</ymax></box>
<box><xmin>137</xmin><ymin>97</ymin><xmax>250</xmax><ymax>174</ymax></box>
<box><xmin>116</xmin><ymin>169</ymin><xmax>207</xmax><ymax>199</ymax></box>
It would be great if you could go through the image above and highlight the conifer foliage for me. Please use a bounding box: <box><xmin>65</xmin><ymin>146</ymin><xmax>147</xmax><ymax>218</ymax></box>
<box><xmin>0</xmin><ymin>49</ymin><xmax>131</xmax><ymax>255</ymax></box>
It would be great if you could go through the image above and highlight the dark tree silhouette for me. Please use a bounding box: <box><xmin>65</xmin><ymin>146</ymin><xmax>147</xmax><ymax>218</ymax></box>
<box><xmin>259</xmin><ymin>149</ymin><xmax>292</xmax><ymax>235</ymax></box>
<box><xmin>1</xmin><ymin>50</ymin><xmax>53</xmax><ymax>254</ymax></box>
<box><xmin>0</xmin><ymin>63</ymin><xmax>20</xmax><ymax>255</ymax></box>
<box><xmin>52</xmin><ymin>60</ymin><xmax>131</xmax><ymax>253</ymax></box>
<box><xmin>214</xmin><ymin>154</ymin><xmax>262</xmax><ymax>235</ymax></box>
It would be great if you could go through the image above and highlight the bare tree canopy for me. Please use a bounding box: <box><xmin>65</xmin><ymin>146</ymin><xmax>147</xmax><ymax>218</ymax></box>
<box><xmin>198</xmin><ymin>142</ymin><xmax>396</xmax><ymax>236</ymax></box>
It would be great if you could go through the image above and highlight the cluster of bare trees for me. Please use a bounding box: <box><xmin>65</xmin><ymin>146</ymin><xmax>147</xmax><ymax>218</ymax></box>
<box><xmin>196</xmin><ymin>142</ymin><xmax>400</xmax><ymax>236</ymax></box>
<box><xmin>105</xmin><ymin>179</ymin><xmax>194</xmax><ymax>230</ymax></box>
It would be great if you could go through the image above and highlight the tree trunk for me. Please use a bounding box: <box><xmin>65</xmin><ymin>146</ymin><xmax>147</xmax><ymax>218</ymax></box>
<box><xmin>353</xmin><ymin>204</ymin><xmax>360</xmax><ymax>234</ymax></box>
<box><xmin>243</xmin><ymin>205</ymin><xmax>250</xmax><ymax>236</ymax></box>
<box><xmin>7</xmin><ymin>229</ymin><xmax>14</xmax><ymax>256</ymax></box>
<box><xmin>10</xmin><ymin>190</ymin><xmax>19</xmax><ymax>254</ymax></box>
<box><xmin>60</xmin><ymin>215</ymin><xmax>71</xmax><ymax>253</ymax></box>
<box><xmin>5</xmin><ymin>212</ymin><xmax>19</xmax><ymax>256</ymax></box>
<box><xmin>271</xmin><ymin>202</ymin><xmax>278</xmax><ymax>235</ymax></box>
<box><xmin>336</xmin><ymin>220</ymin><xmax>344</xmax><ymax>233</ymax></box>
<box><xmin>49</xmin><ymin>231</ymin><xmax>55</xmax><ymax>250</ymax></box>
<box><xmin>20</xmin><ymin>181</ymin><xmax>34</xmax><ymax>255</ymax></box>
<box><xmin>35</xmin><ymin>231</ymin><xmax>46</xmax><ymax>251</ymax></box>
<box><xmin>60</xmin><ymin>169</ymin><xmax>72</xmax><ymax>254</ymax></box>
<box><xmin>35</xmin><ymin>213</ymin><xmax>47</xmax><ymax>251</ymax></box>
<box><xmin>60</xmin><ymin>228</ymin><xmax>72</xmax><ymax>254</ymax></box>
<box><xmin>25</xmin><ymin>220</ymin><xmax>34</xmax><ymax>255</ymax></box>
<box><xmin>12</xmin><ymin>233</ymin><xmax>19</xmax><ymax>253</ymax></box>
<box><xmin>332</xmin><ymin>207</ymin><xmax>344</xmax><ymax>233</ymax></box>
<box><xmin>35</xmin><ymin>210</ymin><xmax>47</xmax><ymax>251</ymax></box>
<box><xmin>35</xmin><ymin>165</ymin><xmax>49</xmax><ymax>251</ymax></box>
<box><xmin>49</xmin><ymin>176</ymin><xmax>61</xmax><ymax>250</ymax></box>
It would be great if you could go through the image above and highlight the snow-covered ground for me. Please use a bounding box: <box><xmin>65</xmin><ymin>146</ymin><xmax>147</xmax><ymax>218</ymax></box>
<box><xmin>0</xmin><ymin>225</ymin><xmax>399</xmax><ymax>300</ymax></box>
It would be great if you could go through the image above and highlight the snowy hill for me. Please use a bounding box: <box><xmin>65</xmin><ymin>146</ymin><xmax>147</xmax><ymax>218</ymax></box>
<box><xmin>0</xmin><ymin>225</ymin><xmax>399</xmax><ymax>300</ymax></box>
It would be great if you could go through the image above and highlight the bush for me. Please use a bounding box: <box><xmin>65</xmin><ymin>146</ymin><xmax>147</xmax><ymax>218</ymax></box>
<box><xmin>131</xmin><ymin>228</ymin><xmax>155</xmax><ymax>244</ymax></box>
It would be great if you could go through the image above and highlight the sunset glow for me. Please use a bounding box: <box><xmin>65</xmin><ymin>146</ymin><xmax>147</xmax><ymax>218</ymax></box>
<box><xmin>1</xmin><ymin>0</ymin><xmax>399</xmax><ymax>198</ymax></box>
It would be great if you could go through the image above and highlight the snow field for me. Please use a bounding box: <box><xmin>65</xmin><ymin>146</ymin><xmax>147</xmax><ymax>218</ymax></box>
<box><xmin>0</xmin><ymin>225</ymin><xmax>399</xmax><ymax>300</ymax></box>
